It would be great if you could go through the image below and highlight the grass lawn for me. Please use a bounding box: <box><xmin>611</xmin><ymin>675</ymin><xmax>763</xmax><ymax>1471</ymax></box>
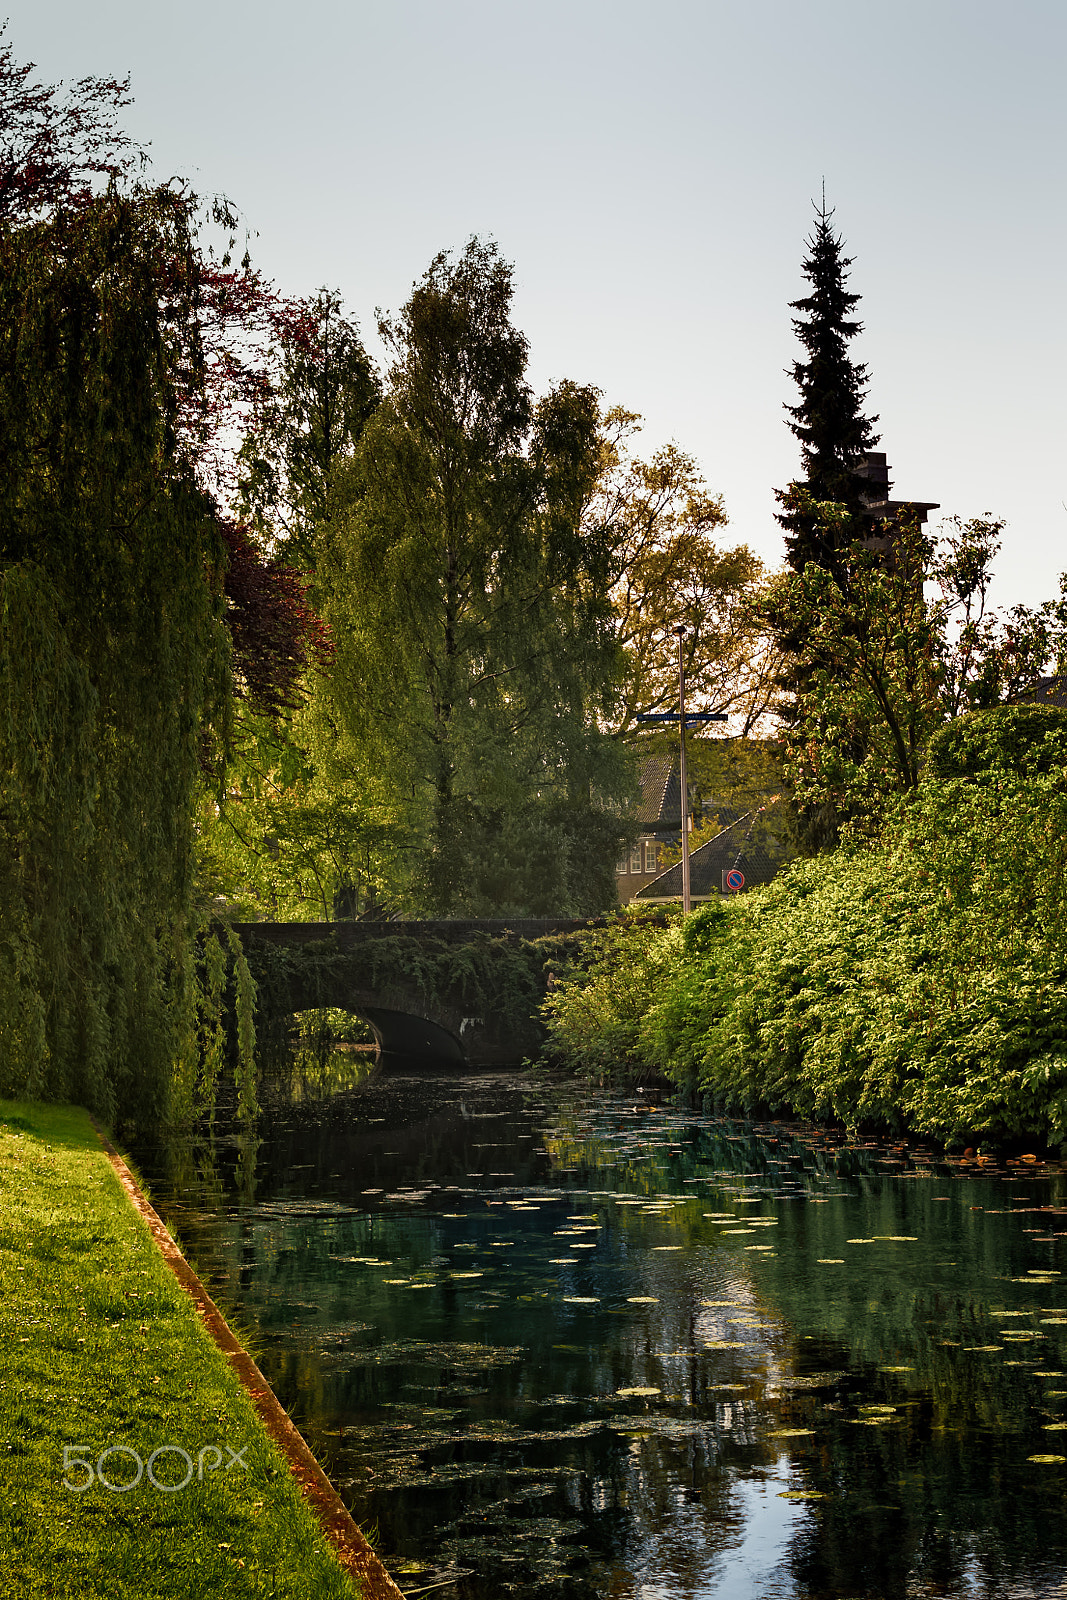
<box><xmin>0</xmin><ymin>1098</ymin><xmax>361</xmax><ymax>1599</ymax></box>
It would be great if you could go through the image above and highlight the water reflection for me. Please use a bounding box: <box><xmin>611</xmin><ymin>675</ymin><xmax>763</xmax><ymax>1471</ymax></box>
<box><xmin>135</xmin><ymin>1073</ymin><xmax>1067</xmax><ymax>1598</ymax></box>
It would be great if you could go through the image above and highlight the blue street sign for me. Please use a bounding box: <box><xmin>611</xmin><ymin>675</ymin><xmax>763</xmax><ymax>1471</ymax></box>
<box><xmin>635</xmin><ymin>712</ymin><xmax>729</xmax><ymax>724</ymax></box>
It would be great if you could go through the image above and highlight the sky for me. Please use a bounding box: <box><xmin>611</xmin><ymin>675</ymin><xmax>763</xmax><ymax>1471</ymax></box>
<box><xmin>15</xmin><ymin>0</ymin><xmax>1067</xmax><ymax>607</ymax></box>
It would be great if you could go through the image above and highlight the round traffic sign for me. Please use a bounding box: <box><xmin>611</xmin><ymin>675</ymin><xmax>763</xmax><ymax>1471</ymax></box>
<box><xmin>725</xmin><ymin>869</ymin><xmax>745</xmax><ymax>892</ymax></box>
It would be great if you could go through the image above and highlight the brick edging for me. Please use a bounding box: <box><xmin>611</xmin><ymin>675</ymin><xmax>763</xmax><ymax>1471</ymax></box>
<box><xmin>90</xmin><ymin>1118</ymin><xmax>405</xmax><ymax>1600</ymax></box>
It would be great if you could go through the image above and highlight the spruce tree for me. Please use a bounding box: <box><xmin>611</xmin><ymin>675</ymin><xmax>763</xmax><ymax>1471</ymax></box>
<box><xmin>776</xmin><ymin>200</ymin><xmax>880</xmax><ymax>573</ymax></box>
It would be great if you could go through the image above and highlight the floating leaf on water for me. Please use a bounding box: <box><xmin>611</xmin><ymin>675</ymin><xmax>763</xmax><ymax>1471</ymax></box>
<box><xmin>705</xmin><ymin>1340</ymin><xmax>745</xmax><ymax>1349</ymax></box>
<box><xmin>627</xmin><ymin>1296</ymin><xmax>660</xmax><ymax>1304</ymax></box>
<box><xmin>769</xmin><ymin>1428</ymin><xmax>815</xmax><ymax>1438</ymax></box>
<box><xmin>562</xmin><ymin>1296</ymin><xmax>599</xmax><ymax>1305</ymax></box>
<box><xmin>450</xmin><ymin>1272</ymin><xmax>484</xmax><ymax>1279</ymax></box>
<box><xmin>817</xmin><ymin>1259</ymin><xmax>845</xmax><ymax>1265</ymax></box>
<box><xmin>702</xmin><ymin>1301</ymin><xmax>743</xmax><ymax>1307</ymax></box>
<box><xmin>616</xmin><ymin>1386</ymin><xmax>662</xmax><ymax>1398</ymax></box>
<box><xmin>382</xmin><ymin>1278</ymin><xmax>409</xmax><ymax>1285</ymax></box>
<box><xmin>549</xmin><ymin>1259</ymin><xmax>577</xmax><ymax>1265</ymax></box>
<box><xmin>570</xmin><ymin>1243</ymin><xmax>597</xmax><ymax>1250</ymax></box>
<box><xmin>847</xmin><ymin>1239</ymin><xmax>876</xmax><ymax>1245</ymax></box>
<box><xmin>1028</xmin><ymin>1454</ymin><xmax>1067</xmax><ymax>1464</ymax></box>
<box><xmin>652</xmin><ymin>1245</ymin><xmax>683</xmax><ymax>1252</ymax></box>
<box><xmin>1042</xmin><ymin>1319</ymin><xmax>1067</xmax><ymax>1325</ymax></box>
<box><xmin>714</xmin><ymin>1383</ymin><xmax>750</xmax><ymax>1392</ymax></box>
<box><xmin>1043</xmin><ymin>1422</ymin><xmax>1067</xmax><ymax>1430</ymax></box>
<box><xmin>745</xmin><ymin>1245</ymin><xmax>776</xmax><ymax>1252</ymax></box>
<box><xmin>1037</xmin><ymin>1372</ymin><xmax>1067</xmax><ymax>1378</ymax></box>
<box><xmin>778</xmin><ymin>1489</ymin><xmax>827</xmax><ymax>1499</ymax></box>
<box><xmin>879</xmin><ymin>1366</ymin><xmax>915</xmax><ymax>1373</ymax></box>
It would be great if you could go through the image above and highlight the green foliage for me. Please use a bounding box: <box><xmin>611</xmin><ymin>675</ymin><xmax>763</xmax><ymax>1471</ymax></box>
<box><xmin>319</xmin><ymin>238</ymin><xmax>633</xmax><ymax>916</ymax></box>
<box><xmin>195</xmin><ymin>697</ymin><xmax>413</xmax><ymax>921</ymax></box>
<box><xmin>540</xmin><ymin>910</ymin><xmax>677</xmax><ymax>1078</ymax></box>
<box><xmin>927</xmin><ymin>703</ymin><xmax>1067</xmax><ymax>782</ymax></box>
<box><xmin>591</xmin><ymin>409</ymin><xmax>775</xmax><ymax>736</ymax></box>
<box><xmin>543</xmin><ymin>758</ymin><xmax>1067</xmax><ymax>1141</ymax></box>
<box><xmin>0</xmin><ymin>189</ymin><xmax>231</xmax><ymax>1124</ymax></box>
<box><xmin>235</xmin><ymin>289</ymin><xmax>379</xmax><ymax>572</ymax></box>
<box><xmin>769</xmin><ymin>504</ymin><xmax>941</xmax><ymax>839</ymax></box>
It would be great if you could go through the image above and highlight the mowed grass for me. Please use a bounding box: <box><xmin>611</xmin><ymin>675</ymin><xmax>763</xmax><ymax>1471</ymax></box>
<box><xmin>0</xmin><ymin>1099</ymin><xmax>360</xmax><ymax>1600</ymax></box>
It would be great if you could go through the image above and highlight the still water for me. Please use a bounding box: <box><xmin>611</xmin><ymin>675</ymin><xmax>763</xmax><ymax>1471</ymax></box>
<box><xmin>139</xmin><ymin>1068</ymin><xmax>1067</xmax><ymax>1599</ymax></box>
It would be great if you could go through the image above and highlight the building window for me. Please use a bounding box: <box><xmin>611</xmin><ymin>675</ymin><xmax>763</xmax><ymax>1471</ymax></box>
<box><xmin>630</xmin><ymin>844</ymin><xmax>643</xmax><ymax>874</ymax></box>
<box><xmin>616</xmin><ymin>856</ymin><xmax>629</xmax><ymax>875</ymax></box>
<box><xmin>644</xmin><ymin>841</ymin><xmax>657</xmax><ymax>873</ymax></box>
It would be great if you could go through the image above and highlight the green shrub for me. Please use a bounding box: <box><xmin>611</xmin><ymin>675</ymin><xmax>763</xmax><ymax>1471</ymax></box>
<box><xmin>925</xmin><ymin>703</ymin><xmax>1067</xmax><ymax>781</ymax></box>
<box><xmin>542</xmin><ymin>762</ymin><xmax>1067</xmax><ymax>1140</ymax></box>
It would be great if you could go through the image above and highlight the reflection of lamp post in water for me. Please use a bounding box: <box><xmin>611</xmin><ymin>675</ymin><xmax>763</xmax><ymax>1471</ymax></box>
<box><xmin>635</xmin><ymin>625</ymin><xmax>727</xmax><ymax>915</ymax></box>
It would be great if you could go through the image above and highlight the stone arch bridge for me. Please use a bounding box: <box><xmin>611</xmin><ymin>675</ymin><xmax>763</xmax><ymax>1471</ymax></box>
<box><xmin>230</xmin><ymin>919</ymin><xmax>597</xmax><ymax>1069</ymax></box>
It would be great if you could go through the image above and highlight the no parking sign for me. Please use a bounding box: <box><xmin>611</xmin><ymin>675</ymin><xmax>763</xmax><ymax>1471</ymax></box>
<box><xmin>722</xmin><ymin>868</ymin><xmax>745</xmax><ymax>893</ymax></box>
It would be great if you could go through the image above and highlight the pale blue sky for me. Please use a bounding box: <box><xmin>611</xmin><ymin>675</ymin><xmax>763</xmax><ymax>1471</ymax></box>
<box><xmin>18</xmin><ymin>1</ymin><xmax>1067</xmax><ymax>606</ymax></box>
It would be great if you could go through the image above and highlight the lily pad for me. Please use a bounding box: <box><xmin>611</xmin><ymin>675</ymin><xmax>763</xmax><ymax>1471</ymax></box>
<box><xmin>616</xmin><ymin>1386</ymin><xmax>662</xmax><ymax>1398</ymax></box>
<box><xmin>1029</xmin><ymin>1454</ymin><xmax>1067</xmax><ymax>1463</ymax></box>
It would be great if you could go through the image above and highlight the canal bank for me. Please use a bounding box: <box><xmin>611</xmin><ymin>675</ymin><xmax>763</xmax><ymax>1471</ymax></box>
<box><xmin>0</xmin><ymin>1097</ymin><xmax>401</xmax><ymax>1600</ymax></box>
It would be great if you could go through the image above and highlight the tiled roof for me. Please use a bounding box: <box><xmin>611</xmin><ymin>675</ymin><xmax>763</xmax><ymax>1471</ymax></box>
<box><xmin>637</xmin><ymin>753</ymin><xmax>682</xmax><ymax>829</ymax></box>
<box><xmin>1011</xmin><ymin>676</ymin><xmax>1067</xmax><ymax>710</ymax></box>
<box><xmin>633</xmin><ymin>798</ymin><xmax>789</xmax><ymax>902</ymax></box>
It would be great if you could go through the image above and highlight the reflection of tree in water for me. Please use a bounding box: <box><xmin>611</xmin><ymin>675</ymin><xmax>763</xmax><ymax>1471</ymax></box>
<box><xmin>133</xmin><ymin>1080</ymin><xmax>1067</xmax><ymax>1598</ymax></box>
<box><xmin>256</xmin><ymin>1006</ymin><xmax>380</xmax><ymax>1103</ymax></box>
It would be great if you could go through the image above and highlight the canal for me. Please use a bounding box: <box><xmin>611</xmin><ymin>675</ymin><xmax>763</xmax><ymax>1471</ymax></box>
<box><xmin>137</xmin><ymin>1068</ymin><xmax>1067</xmax><ymax>1599</ymax></box>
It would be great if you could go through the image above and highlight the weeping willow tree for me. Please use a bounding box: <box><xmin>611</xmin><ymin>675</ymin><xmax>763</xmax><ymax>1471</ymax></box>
<box><xmin>0</xmin><ymin>186</ymin><xmax>233</xmax><ymax>1126</ymax></box>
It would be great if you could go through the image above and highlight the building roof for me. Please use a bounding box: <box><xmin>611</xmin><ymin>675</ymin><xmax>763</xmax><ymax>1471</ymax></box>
<box><xmin>636</xmin><ymin>753</ymin><xmax>682</xmax><ymax>830</ymax></box>
<box><xmin>1011</xmin><ymin>676</ymin><xmax>1067</xmax><ymax>710</ymax></box>
<box><xmin>633</xmin><ymin>797</ymin><xmax>788</xmax><ymax>903</ymax></box>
